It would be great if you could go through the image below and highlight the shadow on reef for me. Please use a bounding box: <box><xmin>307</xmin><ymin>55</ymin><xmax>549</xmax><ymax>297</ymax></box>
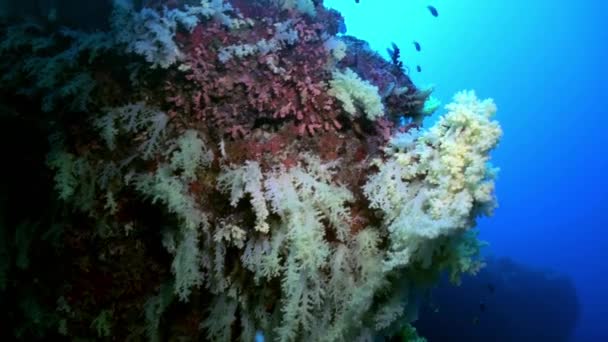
<box><xmin>414</xmin><ymin>256</ymin><xmax>581</xmax><ymax>342</ymax></box>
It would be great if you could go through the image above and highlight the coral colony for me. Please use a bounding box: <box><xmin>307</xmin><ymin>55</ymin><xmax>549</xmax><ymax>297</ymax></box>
<box><xmin>0</xmin><ymin>0</ymin><xmax>501</xmax><ymax>340</ymax></box>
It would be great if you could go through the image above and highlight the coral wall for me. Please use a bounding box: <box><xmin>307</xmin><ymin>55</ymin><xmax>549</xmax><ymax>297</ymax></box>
<box><xmin>0</xmin><ymin>0</ymin><xmax>501</xmax><ymax>340</ymax></box>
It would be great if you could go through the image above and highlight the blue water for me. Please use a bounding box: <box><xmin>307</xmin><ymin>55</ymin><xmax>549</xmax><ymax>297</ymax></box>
<box><xmin>325</xmin><ymin>0</ymin><xmax>608</xmax><ymax>340</ymax></box>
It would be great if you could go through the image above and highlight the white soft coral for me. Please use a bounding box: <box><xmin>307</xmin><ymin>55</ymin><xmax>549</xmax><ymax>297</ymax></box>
<box><xmin>111</xmin><ymin>0</ymin><xmax>243</xmax><ymax>68</ymax></box>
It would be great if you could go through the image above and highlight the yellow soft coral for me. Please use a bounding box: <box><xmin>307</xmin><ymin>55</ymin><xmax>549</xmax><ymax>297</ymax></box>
<box><xmin>423</xmin><ymin>90</ymin><xmax>502</xmax><ymax>211</ymax></box>
<box><xmin>364</xmin><ymin>90</ymin><xmax>502</xmax><ymax>271</ymax></box>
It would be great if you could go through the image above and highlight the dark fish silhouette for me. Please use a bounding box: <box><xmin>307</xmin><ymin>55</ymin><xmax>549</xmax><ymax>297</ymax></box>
<box><xmin>413</xmin><ymin>41</ymin><xmax>421</xmax><ymax>51</ymax></box>
<box><xmin>416</xmin><ymin>65</ymin><xmax>422</xmax><ymax>72</ymax></box>
<box><xmin>355</xmin><ymin>0</ymin><xmax>360</xmax><ymax>3</ymax></box>
<box><xmin>427</xmin><ymin>5</ymin><xmax>439</xmax><ymax>17</ymax></box>
<box><xmin>487</xmin><ymin>283</ymin><xmax>495</xmax><ymax>293</ymax></box>
<box><xmin>479</xmin><ymin>302</ymin><xmax>486</xmax><ymax>312</ymax></box>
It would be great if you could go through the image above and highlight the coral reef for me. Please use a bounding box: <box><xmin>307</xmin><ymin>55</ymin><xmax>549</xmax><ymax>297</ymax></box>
<box><xmin>0</xmin><ymin>0</ymin><xmax>502</xmax><ymax>340</ymax></box>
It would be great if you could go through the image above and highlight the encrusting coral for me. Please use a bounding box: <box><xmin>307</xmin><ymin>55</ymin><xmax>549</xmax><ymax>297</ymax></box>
<box><xmin>0</xmin><ymin>0</ymin><xmax>501</xmax><ymax>341</ymax></box>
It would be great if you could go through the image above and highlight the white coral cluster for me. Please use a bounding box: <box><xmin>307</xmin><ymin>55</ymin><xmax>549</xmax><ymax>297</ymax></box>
<box><xmin>216</xmin><ymin>155</ymin><xmax>371</xmax><ymax>341</ymax></box>
<box><xmin>328</xmin><ymin>68</ymin><xmax>386</xmax><ymax>121</ymax></box>
<box><xmin>218</xmin><ymin>20</ymin><xmax>298</xmax><ymax>64</ymax></box>
<box><xmin>111</xmin><ymin>0</ymin><xmax>247</xmax><ymax>68</ymax></box>
<box><xmin>324</xmin><ymin>36</ymin><xmax>347</xmax><ymax>61</ymax></box>
<box><xmin>276</xmin><ymin>0</ymin><xmax>317</xmax><ymax>16</ymax></box>
<box><xmin>94</xmin><ymin>102</ymin><xmax>169</xmax><ymax>159</ymax></box>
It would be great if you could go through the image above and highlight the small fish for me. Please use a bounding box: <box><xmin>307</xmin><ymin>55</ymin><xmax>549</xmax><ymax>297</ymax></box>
<box><xmin>416</xmin><ymin>65</ymin><xmax>422</xmax><ymax>72</ymax></box>
<box><xmin>427</xmin><ymin>5</ymin><xmax>439</xmax><ymax>17</ymax></box>
<box><xmin>487</xmin><ymin>283</ymin><xmax>495</xmax><ymax>293</ymax></box>
<box><xmin>479</xmin><ymin>302</ymin><xmax>486</xmax><ymax>312</ymax></box>
<box><xmin>472</xmin><ymin>316</ymin><xmax>479</xmax><ymax>325</ymax></box>
<box><xmin>413</xmin><ymin>41</ymin><xmax>421</xmax><ymax>51</ymax></box>
<box><xmin>355</xmin><ymin>0</ymin><xmax>360</xmax><ymax>3</ymax></box>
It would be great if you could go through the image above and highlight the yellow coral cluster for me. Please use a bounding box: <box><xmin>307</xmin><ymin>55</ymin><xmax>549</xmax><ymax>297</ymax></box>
<box><xmin>364</xmin><ymin>90</ymin><xmax>502</xmax><ymax>271</ymax></box>
<box><xmin>422</xmin><ymin>90</ymin><xmax>502</xmax><ymax>216</ymax></box>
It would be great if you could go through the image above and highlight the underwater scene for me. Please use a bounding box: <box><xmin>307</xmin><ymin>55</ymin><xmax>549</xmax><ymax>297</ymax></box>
<box><xmin>0</xmin><ymin>0</ymin><xmax>605</xmax><ymax>341</ymax></box>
